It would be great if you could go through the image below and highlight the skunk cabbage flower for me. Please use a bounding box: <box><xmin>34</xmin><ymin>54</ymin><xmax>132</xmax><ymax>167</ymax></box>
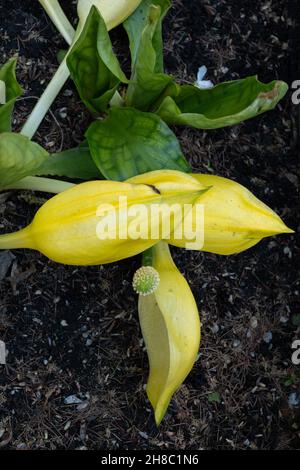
<box><xmin>0</xmin><ymin>175</ymin><xmax>207</xmax><ymax>265</ymax></box>
<box><xmin>130</xmin><ymin>172</ymin><xmax>293</xmax><ymax>255</ymax></box>
<box><xmin>133</xmin><ymin>266</ymin><xmax>160</xmax><ymax>296</ymax></box>
<box><xmin>138</xmin><ymin>241</ymin><xmax>201</xmax><ymax>425</ymax></box>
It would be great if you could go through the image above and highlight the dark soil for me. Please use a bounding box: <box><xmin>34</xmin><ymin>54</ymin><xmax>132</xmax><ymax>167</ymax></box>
<box><xmin>0</xmin><ymin>0</ymin><xmax>299</xmax><ymax>450</ymax></box>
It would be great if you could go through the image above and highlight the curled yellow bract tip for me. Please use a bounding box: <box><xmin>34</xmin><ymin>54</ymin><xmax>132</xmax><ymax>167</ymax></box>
<box><xmin>139</xmin><ymin>241</ymin><xmax>201</xmax><ymax>425</ymax></box>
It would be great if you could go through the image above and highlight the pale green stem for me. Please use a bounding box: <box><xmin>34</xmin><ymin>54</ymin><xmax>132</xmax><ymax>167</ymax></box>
<box><xmin>0</xmin><ymin>80</ymin><xmax>6</xmax><ymax>104</ymax></box>
<box><xmin>142</xmin><ymin>247</ymin><xmax>154</xmax><ymax>267</ymax></box>
<box><xmin>21</xmin><ymin>58</ymin><xmax>70</xmax><ymax>139</ymax></box>
<box><xmin>38</xmin><ymin>0</ymin><xmax>75</xmax><ymax>45</ymax></box>
<box><xmin>21</xmin><ymin>1</ymin><xmax>85</xmax><ymax>141</ymax></box>
<box><xmin>4</xmin><ymin>176</ymin><xmax>74</xmax><ymax>194</ymax></box>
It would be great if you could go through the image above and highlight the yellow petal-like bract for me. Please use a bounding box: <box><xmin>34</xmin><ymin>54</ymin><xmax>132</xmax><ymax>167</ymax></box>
<box><xmin>131</xmin><ymin>172</ymin><xmax>293</xmax><ymax>255</ymax></box>
<box><xmin>139</xmin><ymin>241</ymin><xmax>201</xmax><ymax>425</ymax></box>
<box><xmin>0</xmin><ymin>177</ymin><xmax>206</xmax><ymax>265</ymax></box>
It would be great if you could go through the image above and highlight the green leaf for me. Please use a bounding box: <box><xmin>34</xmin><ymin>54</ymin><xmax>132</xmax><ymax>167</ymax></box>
<box><xmin>284</xmin><ymin>374</ymin><xmax>298</xmax><ymax>387</ymax></box>
<box><xmin>155</xmin><ymin>76</ymin><xmax>288</xmax><ymax>129</ymax></box>
<box><xmin>292</xmin><ymin>314</ymin><xmax>300</xmax><ymax>327</ymax></box>
<box><xmin>67</xmin><ymin>6</ymin><xmax>128</xmax><ymax>114</ymax></box>
<box><xmin>124</xmin><ymin>0</ymin><xmax>171</xmax><ymax>73</ymax></box>
<box><xmin>86</xmin><ymin>107</ymin><xmax>190</xmax><ymax>181</ymax></box>
<box><xmin>0</xmin><ymin>133</ymin><xmax>48</xmax><ymax>188</ymax></box>
<box><xmin>35</xmin><ymin>142</ymin><xmax>101</xmax><ymax>180</ymax></box>
<box><xmin>208</xmin><ymin>392</ymin><xmax>221</xmax><ymax>404</ymax></box>
<box><xmin>57</xmin><ymin>49</ymin><xmax>67</xmax><ymax>64</ymax></box>
<box><xmin>0</xmin><ymin>58</ymin><xmax>22</xmax><ymax>133</ymax></box>
<box><xmin>125</xmin><ymin>3</ymin><xmax>173</xmax><ymax>111</ymax></box>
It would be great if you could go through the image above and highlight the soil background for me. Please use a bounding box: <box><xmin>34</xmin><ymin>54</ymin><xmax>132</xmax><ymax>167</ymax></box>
<box><xmin>0</xmin><ymin>0</ymin><xmax>299</xmax><ymax>450</ymax></box>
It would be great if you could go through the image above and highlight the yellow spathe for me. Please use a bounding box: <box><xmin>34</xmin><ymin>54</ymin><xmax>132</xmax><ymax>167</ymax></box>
<box><xmin>139</xmin><ymin>241</ymin><xmax>200</xmax><ymax>425</ymax></box>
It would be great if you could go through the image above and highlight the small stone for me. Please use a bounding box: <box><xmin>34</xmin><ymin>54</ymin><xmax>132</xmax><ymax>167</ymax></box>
<box><xmin>211</xmin><ymin>323</ymin><xmax>220</xmax><ymax>334</ymax></box>
<box><xmin>16</xmin><ymin>443</ymin><xmax>27</xmax><ymax>450</ymax></box>
<box><xmin>268</xmin><ymin>241</ymin><xmax>277</xmax><ymax>249</ymax></box>
<box><xmin>77</xmin><ymin>402</ymin><xmax>89</xmax><ymax>411</ymax></box>
<box><xmin>58</xmin><ymin>107</ymin><xmax>67</xmax><ymax>119</ymax></box>
<box><xmin>223</xmin><ymin>354</ymin><xmax>231</xmax><ymax>365</ymax></box>
<box><xmin>288</xmin><ymin>392</ymin><xmax>300</xmax><ymax>407</ymax></box>
<box><xmin>233</xmin><ymin>339</ymin><xmax>241</xmax><ymax>348</ymax></box>
<box><xmin>250</xmin><ymin>317</ymin><xmax>258</xmax><ymax>329</ymax></box>
<box><xmin>60</xmin><ymin>320</ymin><xmax>68</xmax><ymax>327</ymax></box>
<box><xmin>64</xmin><ymin>395</ymin><xmax>83</xmax><ymax>405</ymax></box>
<box><xmin>263</xmin><ymin>331</ymin><xmax>273</xmax><ymax>344</ymax></box>
<box><xmin>283</xmin><ymin>246</ymin><xmax>292</xmax><ymax>258</ymax></box>
<box><xmin>64</xmin><ymin>421</ymin><xmax>71</xmax><ymax>431</ymax></box>
<box><xmin>63</xmin><ymin>89</ymin><xmax>73</xmax><ymax>97</ymax></box>
<box><xmin>221</xmin><ymin>66</ymin><xmax>229</xmax><ymax>74</ymax></box>
<box><xmin>280</xmin><ymin>315</ymin><xmax>289</xmax><ymax>324</ymax></box>
<box><xmin>285</xmin><ymin>172</ymin><xmax>298</xmax><ymax>186</ymax></box>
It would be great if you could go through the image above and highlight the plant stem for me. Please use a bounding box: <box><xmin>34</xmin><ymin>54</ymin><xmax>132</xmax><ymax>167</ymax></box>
<box><xmin>38</xmin><ymin>0</ymin><xmax>75</xmax><ymax>45</ymax></box>
<box><xmin>21</xmin><ymin>0</ymin><xmax>82</xmax><ymax>140</ymax></box>
<box><xmin>4</xmin><ymin>176</ymin><xmax>74</xmax><ymax>194</ymax></box>
<box><xmin>0</xmin><ymin>227</ymin><xmax>33</xmax><ymax>250</ymax></box>
<box><xmin>0</xmin><ymin>79</ymin><xmax>6</xmax><ymax>104</ymax></box>
<box><xmin>142</xmin><ymin>248</ymin><xmax>154</xmax><ymax>267</ymax></box>
<box><xmin>21</xmin><ymin>59</ymin><xmax>70</xmax><ymax>139</ymax></box>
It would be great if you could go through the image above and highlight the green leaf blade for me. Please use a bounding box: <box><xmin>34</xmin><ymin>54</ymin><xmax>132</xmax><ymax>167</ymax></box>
<box><xmin>35</xmin><ymin>142</ymin><xmax>101</xmax><ymax>180</ymax></box>
<box><xmin>0</xmin><ymin>133</ymin><xmax>48</xmax><ymax>188</ymax></box>
<box><xmin>67</xmin><ymin>6</ymin><xmax>128</xmax><ymax>114</ymax></box>
<box><xmin>156</xmin><ymin>76</ymin><xmax>288</xmax><ymax>129</ymax></box>
<box><xmin>86</xmin><ymin>107</ymin><xmax>190</xmax><ymax>181</ymax></box>
<box><xmin>125</xmin><ymin>1</ymin><xmax>173</xmax><ymax>111</ymax></box>
<box><xmin>208</xmin><ymin>392</ymin><xmax>221</xmax><ymax>404</ymax></box>
<box><xmin>0</xmin><ymin>58</ymin><xmax>23</xmax><ymax>133</ymax></box>
<box><xmin>124</xmin><ymin>0</ymin><xmax>171</xmax><ymax>73</ymax></box>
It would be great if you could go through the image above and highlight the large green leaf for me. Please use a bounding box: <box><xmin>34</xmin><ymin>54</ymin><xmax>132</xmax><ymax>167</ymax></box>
<box><xmin>0</xmin><ymin>133</ymin><xmax>48</xmax><ymax>188</ymax></box>
<box><xmin>86</xmin><ymin>107</ymin><xmax>190</xmax><ymax>181</ymax></box>
<box><xmin>0</xmin><ymin>59</ymin><xmax>22</xmax><ymax>133</ymax></box>
<box><xmin>124</xmin><ymin>0</ymin><xmax>171</xmax><ymax>73</ymax></box>
<box><xmin>125</xmin><ymin>3</ymin><xmax>173</xmax><ymax>111</ymax></box>
<box><xmin>67</xmin><ymin>6</ymin><xmax>128</xmax><ymax>114</ymax></box>
<box><xmin>155</xmin><ymin>76</ymin><xmax>288</xmax><ymax>129</ymax></box>
<box><xmin>35</xmin><ymin>142</ymin><xmax>101</xmax><ymax>180</ymax></box>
